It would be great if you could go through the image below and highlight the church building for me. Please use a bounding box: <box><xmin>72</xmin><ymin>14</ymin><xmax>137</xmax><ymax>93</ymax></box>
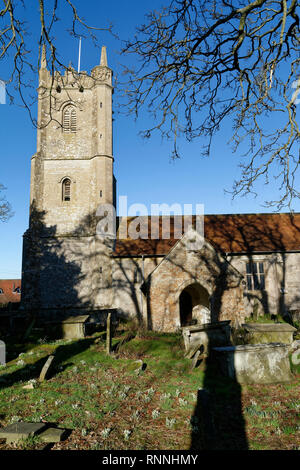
<box><xmin>20</xmin><ymin>47</ymin><xmax>300</xmax><ymax>331</ymax></box>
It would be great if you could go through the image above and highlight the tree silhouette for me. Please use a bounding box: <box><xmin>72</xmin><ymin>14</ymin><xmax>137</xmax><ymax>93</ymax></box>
<box><xmin>122</xmin><ymin>0</ymin><xmax>300</xmax><ymax>208</ymax></box>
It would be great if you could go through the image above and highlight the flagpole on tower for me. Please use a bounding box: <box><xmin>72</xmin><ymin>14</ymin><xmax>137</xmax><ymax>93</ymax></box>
<box><xmin>77</xmin><ymin>37</ymin><xmax>82</xmax><ymax>73</ymax></box>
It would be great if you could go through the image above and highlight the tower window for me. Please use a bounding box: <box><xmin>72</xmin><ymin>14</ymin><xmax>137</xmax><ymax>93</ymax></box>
<box><xmin>63</xmin><ymin>105</ymin><xmax>76</xmax><ymax>133</ymax></box>
<box><xmin>246</xmin><ymin>262</ymin><xmax>265</xmax><ymax>290</ymax></box>
<box><xmin>62</xmin><ymin>178</ymin><xmax>71</xmax><ymax>202</ymax></box>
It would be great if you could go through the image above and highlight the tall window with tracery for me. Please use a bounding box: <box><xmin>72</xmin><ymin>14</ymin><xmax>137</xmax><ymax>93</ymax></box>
<box><xmin>62</xmin><ymin>178</ymin><xmax>71</xmax><ymax>202</ymax></box>
<box><xmin>62</xmin><ymin>105</ymin><xmax>76</xmax><ymax>133</ymax></box>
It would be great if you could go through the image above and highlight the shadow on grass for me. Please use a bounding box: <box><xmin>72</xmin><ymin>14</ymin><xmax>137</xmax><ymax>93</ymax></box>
<box><xmin>190</xmin><ymin>330</ymin><xmax>248</xmax><ymax>451</ymax></box>
<box><xmin>0</xmin><ymin>336</ymin><xmax>99</xmax><ymax>391</ymax></box>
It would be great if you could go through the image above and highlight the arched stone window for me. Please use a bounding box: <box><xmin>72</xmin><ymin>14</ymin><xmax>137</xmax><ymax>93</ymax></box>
<box><xmin>62</xmin><ymin>104</ymin><xmax>76</xmax><ymax>133</ymax></box>
<box><xmin>62</xmin><ymin>178</ymin><xmax>71</xmax><ymax>202</ymax></box>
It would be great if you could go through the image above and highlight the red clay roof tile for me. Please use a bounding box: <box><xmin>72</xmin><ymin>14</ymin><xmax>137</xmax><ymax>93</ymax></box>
<box><xmin>0</xmin><ymin>279</ymin><xmax>21</xmax><ymax>304</ymax></box>
<box><xmin>113</xmin><ymin>213</ymin><xmax>300</xmax><ymax>256</ymax></box>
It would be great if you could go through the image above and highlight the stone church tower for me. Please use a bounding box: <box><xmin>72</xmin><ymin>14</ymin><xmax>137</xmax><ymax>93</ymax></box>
<box><xmin>32</xmin><ymin>46</ymin><xmax>115</xmax><ymax>233</ymax></box>
<box><xmin>21</xmin><ymin>47</ymin><xmax>116</xmax><ymax>316</ymax></box>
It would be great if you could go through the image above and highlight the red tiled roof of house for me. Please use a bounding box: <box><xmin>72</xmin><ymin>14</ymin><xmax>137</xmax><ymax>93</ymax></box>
<box><xmin>113</xmin><ymin>213</ymin><xmax>300</xmax><ymax>256</ymax></box>
<box><xmin>0</xmin><ymin>279</ymin><xmax>21</xmax><ymax>304</ymax></box>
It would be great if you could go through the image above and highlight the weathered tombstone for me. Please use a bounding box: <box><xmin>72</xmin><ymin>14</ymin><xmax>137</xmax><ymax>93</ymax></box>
<box><xmin>61</xmin><ymin>315</ymin><xmax>90</xmax><ymax>339</ymax></box>
<box><xmin>182</xmin><ymin>321</ymin><xmax>231</xmax><ymax>354</ymax></box>
<box><xmin>39</xmin><ymin>355</ymin><xmax>55</xmax><ymax>382</ymax></box>
<box><xmin>106</xmin><ymin>312</ymin><xmax>112</xmax><ymax>355</ymax></box>
<box><xmin>213</xmin><ymin>343</ymin><xmax>293</xmax><ymax>384</ymax></box>
<box><xmin>242</xmin><ymin>323</ymin><xmax>296</xmax><ymax>345</ymax></box>
<box><xmin>191</xmin><ymin>349</ymin><xmax>201</xmax><ymax>369</ymax></box>
<box><xmin>39</xmin><ymin>427</ymin><xmax>67</xmax><ymax>443</ymax></box>
<box><xmin>0</xmin><ymin>340</ymin><xmax>5</xmax><ymax>366</ymax></box>
<box><xmin>0</xmin><ymin>422</ymin><xmax>47</xmax><ymax>444</ymax></box>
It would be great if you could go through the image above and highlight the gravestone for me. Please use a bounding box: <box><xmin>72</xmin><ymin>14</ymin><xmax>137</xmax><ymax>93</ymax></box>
<box><xmin>213</xmin><ymin>342</ymin><xmax>293</xmax><ymax>384</ymax></box>
<box><xmin>0</xmin><ymin>422</ymin><xmax>47</xmax><ymax>443</ymax></box>
<box><xmin>39</xmin><ymin>427</ymin><xmax>67</xmax><ymax>443</ymax></box>
<box><xmin>0</xmin><ymin>340</ymin><xmax>5</xmax><ymax>366</ymax></box>
<box><xmin>242</xmin><ymin>323</ymin><xmax>296</xmax><ymax>345</ymax></box>
<box><xmin>61</xmin><ymin>315</ymin><xmax>90</xmax><ymax>339</ymax></box>
<box><xmin>182</xmin><ymin>321</ymin><xmax>231</xmax><ymax>354</ymax></box>
<box><xmin>39</xmin><ymin>355</ymin><xmax>55</xmax><ymax>382</ymax></box>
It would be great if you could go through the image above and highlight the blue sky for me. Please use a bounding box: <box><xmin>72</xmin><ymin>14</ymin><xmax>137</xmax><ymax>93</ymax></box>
<box><xmin>0</xmin><ymin>0</ymin><xmax>299</xmax><ymax>279</ymax></box>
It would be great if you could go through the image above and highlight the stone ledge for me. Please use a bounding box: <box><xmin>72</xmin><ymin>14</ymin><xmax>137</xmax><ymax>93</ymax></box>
<box><xmin>181</xmin><ymin>320</ymin><xmax>231</xmax><ymax>334</ymax></box>
<box><xmin>0</xmin><ymin>422</ymin><xmax>47</xmax><ymax>443</ymax></box>
<box><xmin>242</xmin><ymin>323</ymin><xmax>297</xmax><ymax>332</ymax></box>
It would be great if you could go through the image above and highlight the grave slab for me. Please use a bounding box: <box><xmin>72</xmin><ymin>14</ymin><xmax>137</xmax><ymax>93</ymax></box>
<box><xmin>242</xmin><ymin>323</ymin><xmax>296</xmax><ymax>345</ymax></box>
<box><xmin>39</xmin><ymin>427</ymin><xmax>67</xmax><ymax>443</ymax></box>
<box><xmin>0</xmin><ymin>422</ymin><xmax>47</xmax><ymax>443</ymax></box>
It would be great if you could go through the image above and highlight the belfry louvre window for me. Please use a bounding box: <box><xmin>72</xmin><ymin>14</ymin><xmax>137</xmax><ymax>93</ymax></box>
<box><xmin>63</xmin><ymin>105</ymin><xmax>76</xmax><ymax>133</ymax></box>
<box><xmin>62</xmin><ymin>178</ymin><xmax>71</xmax><ymax>202</ymax></box>
<box><xmin>246</xmin><ymin>262</ymin><xmax>265</xmax><ymax>290</ymax></box>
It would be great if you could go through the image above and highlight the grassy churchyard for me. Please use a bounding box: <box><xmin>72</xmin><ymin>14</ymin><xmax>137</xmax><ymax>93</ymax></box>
<box><xmin>0</xmin><ymin>323</ymin><xmax>299</xmax><ymax>450</ymax></box>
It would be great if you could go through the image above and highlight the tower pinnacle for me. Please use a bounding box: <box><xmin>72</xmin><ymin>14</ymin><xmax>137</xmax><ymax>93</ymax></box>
<box><xmin>40</xmin><ymin>45</ymin><xmax>47</xmax><ymax>69</ymax></box>
<box><xmin>100</xmin><ymin>46</ymin><xmax>108</xmax><ymax>67</ymax></box>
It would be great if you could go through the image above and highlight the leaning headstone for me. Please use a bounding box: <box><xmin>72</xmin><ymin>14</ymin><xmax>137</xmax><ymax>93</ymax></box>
<box><xmin>0</xmin><ymin>340</ymin><xmax>5</xmax><ymax>366</ymax></box>
<box><xmin>39</xmin><ymin>355</ymin><xmax>55</xmax><ymax>382</ymax></box>
<box><xmin>106</xmin><ymin>312</ymin><xmax>112</xmax><ymax>355</ymax></box>
<box><xmin>0</xmin><ymin>422</ymin><xmax>47</xmax><ymax>444</ymax></box>
<box><xmin>191</xmin><ymin>349</ymin><xmax>201</xmax><ymax>369</ymax></box>
<box><xmin>185</xmin><ymin>342</ymin><xmax>204</xmax><ymax>359</ymax></box>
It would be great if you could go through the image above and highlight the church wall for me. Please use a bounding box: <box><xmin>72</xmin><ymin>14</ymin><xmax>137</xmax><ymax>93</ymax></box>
<box><xmin>229</xmin><ymin>253</ymin><xmax>300</xmax><ymax>317</ymax></box>
<box><xmin>21</xmin><ymin>234</ymin><xmax>114</xmax><ymax>319</ymax></box>
<box><xmin>111</xmin><ymin>257</ymin><xmax>163</xmax><ymax>323</ymax></box>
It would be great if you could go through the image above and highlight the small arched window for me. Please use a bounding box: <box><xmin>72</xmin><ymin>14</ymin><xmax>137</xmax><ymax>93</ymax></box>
<box><xmin>63</xmin><ymin>104</ymin><xmax>76</xmax><ymax>133</ymax></box>
<box><xmin>62</xmin><ymin>178</ymin><xmax>71</xmax><ymax>202</ymax></box>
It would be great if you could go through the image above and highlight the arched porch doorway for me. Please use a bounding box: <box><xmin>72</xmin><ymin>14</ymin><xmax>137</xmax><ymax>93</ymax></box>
<box><xmin>179</xmin><ymin>283</ymin><xmax>210</xmax><ymax>327</ymax></box>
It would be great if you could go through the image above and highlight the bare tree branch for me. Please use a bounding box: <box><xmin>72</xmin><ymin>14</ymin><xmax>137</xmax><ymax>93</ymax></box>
<box><xmin>0</xmin><ymin>184</ymin><xmax>13</xmax><ymax>221</ymax></box>
<box><xmin>0</xmin><ymin>0</ymin><xmax>113</xmax><ymax>122</ymax></box>
<box><xmin>121</xmin><ymin>0</ymin><xmax>300</xmax><ymax>209</ymax></box>
<box><xmin>0</xmin><ymin>0</ymin><xmax>114</xmax><ymax>217</ymax></box>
